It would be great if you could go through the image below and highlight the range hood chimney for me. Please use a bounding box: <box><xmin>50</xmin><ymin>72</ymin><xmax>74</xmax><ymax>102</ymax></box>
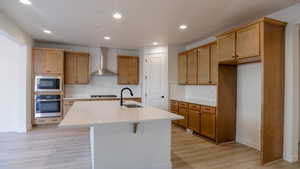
<box><xmin>92</xmin><ymin>47</ymin><xmax>117</xmax><ymax>76</ymax></box>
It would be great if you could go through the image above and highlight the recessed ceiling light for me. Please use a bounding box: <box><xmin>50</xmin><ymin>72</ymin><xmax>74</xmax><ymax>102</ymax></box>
<box><xmin>153</xmin><ymin>42</ymin><xmax>158</xmax><ymax>45</ymax></box>
<box><xmin>104</xmin><ymin>36</ymin><xmax>111</xmax><ymax>40</ymax></box>
<box><xmin>43</xmin><ymin>30</ymin><xmax>52</xmax><ymax>34</ymax></box>
<box><xmin>19</xmin><ymin>0</ymin><xmax>32</xmax><ymax>5</ymax></box>
<box><xmin>113</xmin><ymin>12</ymin><xmax>122</xmax><ymax>20</ymax></box>
<box><xmin>179</xmin><ymin>25</ymin><xmax>188</xmax><ymax>30</ymax></box>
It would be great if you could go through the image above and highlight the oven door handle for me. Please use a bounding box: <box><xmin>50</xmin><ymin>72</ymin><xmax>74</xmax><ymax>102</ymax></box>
<box><xmin>36</xmin><ymin>99</ymin><xmax>61</xmax><ymax>102</ymax></box>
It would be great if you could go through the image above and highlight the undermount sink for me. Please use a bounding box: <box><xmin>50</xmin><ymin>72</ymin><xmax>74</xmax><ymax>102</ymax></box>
<box><xmin>124</xmin><ymin>104</ymin><xmax>143</xmax><ymax>108</ymax></box>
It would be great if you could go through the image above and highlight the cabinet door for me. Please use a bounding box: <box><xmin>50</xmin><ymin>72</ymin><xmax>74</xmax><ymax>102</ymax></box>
<box><xmin>207</xmin><ymin>113</ymin><xmax>216</xmax><ymax>139</ymax></box>
<box><xmin>198</xmin><ymin>46</ymin><xmax>210</xmax><ymax>84</ymax></box>
<box><xmin>118</xmin><ymin>56</ymin><xmax>139</xmax><ymax>85</ymax></box>
<box><xmin>210</xmin><ymin>43</ymin><xmax>218</xmax><ymax>84</ymax></box>
<box><xmin>170</xmin><ymin>101</ymin><xmax>179</xmax><ymax>124</ymax></box>
<box><xmin>127</xmin><ymin>57</ymin><xmax>139</xmax><ymax>84</ymax></box>
<box><xmin>201</xmin><ymin>109</ymin><xmax>216</xmax><ymax>139</ymax></box>
<box><xmin>217</xmin><ymin>32</ymin><xmax>236</xmax><ymax>62</ymax></box>
<box><xmin>45</xmin><ymin>50</ymin><xmax>64</xmax><ymax>74</ymax></box>
<box><xmin>236</xmin><ymin>24</ymin><xmax>260</xmax><ymax>59</ymax></box>
<box><xmin>178</xmin><ymin>53</ymin><xmax>187</xmax><ymax>84</ymax></box>
<box><xmin>178</xmin><ymin>107</ymin><xmax>188</xmax><ymax>128</ymax></box>
<box><xmin>187</xmin><ymin>50</ymin><xmax>198</xmax><ymax>84</ymax></box>
<box><xmin>188</xmin><ymin>109</ymin><xmax>201</xmax><ymax>133</ymax></box>
<box><xmin>77</xmin><ymin>55</ymin><xmax>90</xmax><ymax>84</ymax></box>
<box><xmin>33</xmin><ymin>49</ymin><xmax>47</xmax><ymax>74</ymax></box>
<box><xmin>118</xmin><ymin>57</ymin><xmax>129</xmax><ymax>84</ymax></box>
<box><xmin>64</xmin><ymin>54</ymin><xmax>78</xmax><ymax>84</ymax></box>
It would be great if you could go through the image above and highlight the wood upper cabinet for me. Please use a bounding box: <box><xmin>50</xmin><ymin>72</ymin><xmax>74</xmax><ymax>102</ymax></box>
<box><xmin>200</xmin><ymin>106</ymin><xmax>216</xmax><ymax>140</ymax></box>
<box><xmin>178</xmin><ymin>53</ymin><xmax>187</xmax><ymax>84</ymax></box>
<box><xmin>64</xmin><ymin>51</ymin><xmax>90</xmax><ymax>84</ymax></box>
<box><xmin>236</xmin><ymin>23</ymin><xmax>260</xmax><ymax>59</ymax></box>
<box><xmin>210</xmin><ymin>43</ymin><xmax>218</xmax><ymax>84</ymax></box>
<box><xmin>217</xmin><ymin>32</ymin><xmax>236</xmax><ymax>62</ymax></box>
<box><xmin>33</xmin><ymin>48</ymin><xmax>64</xmax><ymax>74</ymax></box>
<box><xmin>118</xmin><ymin>56</ymin><xmax>139</xmax><ymax>85</ymax></box>
<box><xmin>198</xmin><ymin>46</ymin><xmax>210</xmax><ymax>84</ymax></box>
<box><xmin>187</xmin><ymin>50</ymin><xmax>198</xmax><ymax>84</ymax></box>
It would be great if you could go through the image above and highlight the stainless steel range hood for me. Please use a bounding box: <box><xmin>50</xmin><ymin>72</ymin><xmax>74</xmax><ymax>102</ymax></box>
<box><xmin>92</xmin><ymin>47</ymin><xmax>117</xmax><ymax>76</ymax></box>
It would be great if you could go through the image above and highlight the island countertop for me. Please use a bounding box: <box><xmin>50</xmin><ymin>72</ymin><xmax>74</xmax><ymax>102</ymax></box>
<box><xmin>59</xmin><ymin>101</ymin><xmax>183</xmax><ymax>128</ymax></box>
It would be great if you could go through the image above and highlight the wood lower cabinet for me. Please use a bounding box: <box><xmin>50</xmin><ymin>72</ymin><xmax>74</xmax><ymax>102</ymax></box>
<box><xmin>200</xmin><ymin>106</ymin><xmax>216</xmax><ymax>140</ymax></box>
<box><xmin>118</xmin><ymin>56</ymin><xmax>139</xmax><ymax>85</ymax></box>
<box><xmin>178</xmin><ymin>102</ymin><xmax>188</xmax><ymax>128</ymax></box>
<box><xmin>171</xmin><ymin>100</ymin><xmax>216</xmax><ymax>141</ymax></box>
<box><xmin>65</xmin><ymin>51</ymin><xmax>90</xmax><ymax>84</ymax></box>
<box><xmin>170</xmin><ymin>101</ymin><xmax>179</xmax><ymax>124</ymax></box>
<box><xmin>33</xmin><ymin>48</ymin><xmax>64</xmax><ymax>74</ymax></box>
<box><xmin>34</xmin><ymin>117</ymin><xmax>62</xmax><ymax>125</ymax></box>
<box><xmin>188</xmin><ymin>104</ymin><xmax>201</xmax><ymax>133</ymax></box>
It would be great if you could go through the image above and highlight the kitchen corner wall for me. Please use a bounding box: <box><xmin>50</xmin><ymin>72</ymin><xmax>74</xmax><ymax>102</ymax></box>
<box><xmin>34</xmin><ymin>42</ymin><xmax>142</xmax><ymax>98</ymax></box>
<box><xmin>0</xmin><ymin>13</ymin><xmax>32</xmax><ymax>132</ymax></box>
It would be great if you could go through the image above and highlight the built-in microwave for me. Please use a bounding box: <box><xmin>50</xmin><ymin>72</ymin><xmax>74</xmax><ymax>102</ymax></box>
<box><xmin>35</xmin><ymin>94</ymin><xmax>62</xmax><ymax>118</ymax></box>
<box><xmin>35</xmin><ymin>76</ymin><xmax>62</xmax><ymax>92</ymax></box>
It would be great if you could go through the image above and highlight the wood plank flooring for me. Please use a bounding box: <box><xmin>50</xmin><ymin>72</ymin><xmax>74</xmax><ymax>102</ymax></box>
<box><xmin>0</xmin><ymin>125</ymin><xmax>299</xmax><ymax>169</ymax></box>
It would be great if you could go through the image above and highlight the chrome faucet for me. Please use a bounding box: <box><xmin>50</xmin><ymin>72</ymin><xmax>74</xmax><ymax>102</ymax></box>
<box><xmin>120</xmin><ymin>87</ymin><xmax>133</xmax><ymax>106</ymax></box>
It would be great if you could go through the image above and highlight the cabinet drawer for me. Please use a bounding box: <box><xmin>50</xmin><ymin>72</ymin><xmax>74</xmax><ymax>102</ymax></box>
<box><xmin>34</xmin><ymin>117</ymin><xmax>62</xmax><ymax>125</ymax></box>
<box><xmin>171</xmin><ymin>105</ymin><xmax>178</xmax><ymax>112</ymax></box>
<box><xmin>201</xmin><ymin>106</ymin><xmax>216</xmax><ymax>113</ymax></box>
<box><xmin>170</xmin><ymin>100</ymin><xmax>178</xmax><ymax>106</ymax></box>
<box><xmin>189</xmin><ymin>104</ymin><xmax>201</xmax><ymax>111</ymax></box>
<box><xmin>179</xmin><ymin>102</ymin><xmax>188</xmax><ymax>108</ymax></box>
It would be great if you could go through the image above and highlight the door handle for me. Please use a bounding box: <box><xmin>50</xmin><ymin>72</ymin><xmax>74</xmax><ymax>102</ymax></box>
<box><xmin>161</xmin><ymin>96</ymin><xmax>165</xmax><ymax>98</ymax></box>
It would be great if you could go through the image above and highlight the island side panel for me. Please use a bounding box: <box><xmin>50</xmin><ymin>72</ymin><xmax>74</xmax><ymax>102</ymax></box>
<box><xmin>90</xmin><ymin>120</ymin><xmax>172</xmax><ymax>169</ymax></box>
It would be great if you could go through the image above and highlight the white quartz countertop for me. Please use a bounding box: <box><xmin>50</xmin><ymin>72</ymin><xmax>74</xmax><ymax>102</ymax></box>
<box><xmin>59</xmin><ymin>101</ymin><xmax>183</xmax><ymax>128</ymax></box>
<box><xmin>170</xmin><ymin>97</ymin><xmax>216</xmax><ymax>107</ymax></box>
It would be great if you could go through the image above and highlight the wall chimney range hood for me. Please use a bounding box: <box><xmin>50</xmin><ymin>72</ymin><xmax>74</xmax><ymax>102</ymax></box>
<box><xmin>92</xmin><ymin>47</ymin><xmax>117</xmax><ymax>76</ymax></box>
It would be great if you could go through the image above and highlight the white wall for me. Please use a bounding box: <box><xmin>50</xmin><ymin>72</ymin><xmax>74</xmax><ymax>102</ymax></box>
<box><xmin>0</xmin><ymin>13</ymin><xmax>32</xmax><ymax>132</ymax></box>
<box><xmin>236</xmin><ymin>63</ymin><xmax>261</xmax><ymax>150</ymax></box>
<box><xmin>168</xmin><ymin>45</ymin><xmax>185</xmax><ymax>99</ymax></box>
<box><xmin>34</xmin><ymin>42</ymin><xmax>142</xmax><ymax>98</ymax></box>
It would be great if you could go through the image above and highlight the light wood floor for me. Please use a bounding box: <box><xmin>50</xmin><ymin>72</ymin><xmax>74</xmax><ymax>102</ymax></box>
<box><xmin>0</xmin><ymin>126</ymin><xmax>299</xmax><ymax>169</ymax></box>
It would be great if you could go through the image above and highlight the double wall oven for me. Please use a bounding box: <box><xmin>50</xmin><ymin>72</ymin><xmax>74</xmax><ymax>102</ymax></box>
<box><xmin>34</xmin><ymin>75</ymin><xmax>63</xmax><ymax>118</ymax></box>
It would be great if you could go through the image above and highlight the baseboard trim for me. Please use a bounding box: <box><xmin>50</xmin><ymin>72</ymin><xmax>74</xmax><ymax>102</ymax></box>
<box><xmin>236</xmin><ymin>137</ymin><xmax>260</xmax><ymax>150</ymax></box>
<box><xmin>283</xmin><ymin>152</ymin><xmax>299</xmax><ymax>163</ymax></box>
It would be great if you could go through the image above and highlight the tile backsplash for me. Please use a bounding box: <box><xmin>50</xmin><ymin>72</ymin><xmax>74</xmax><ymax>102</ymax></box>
<box><xmin>184</xmin><ymin>85</ymin><xmax>217</xmax><ymax>101</ymax></box>
<box><xmin>64</xmin><ymin>76</ymin><xmax>141</xmax><ymax>98</ymax></box>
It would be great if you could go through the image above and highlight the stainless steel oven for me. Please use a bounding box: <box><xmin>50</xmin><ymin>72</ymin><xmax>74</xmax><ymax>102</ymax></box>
<box><xmin>35</xmin><ymin>76</ymin><xmax>62</xmax><ymax>92</ymax></box>
<box><xmin>35</xmin><ymin>94</ymin><xmax>62</xmax><ymax>118</ymax></box>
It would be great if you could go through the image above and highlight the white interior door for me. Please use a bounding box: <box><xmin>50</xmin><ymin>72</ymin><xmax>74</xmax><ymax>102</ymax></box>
<box><xmin>145</xmin><ymin>52</ymin><xmax>168</xmax><ymax>110</ymax></box>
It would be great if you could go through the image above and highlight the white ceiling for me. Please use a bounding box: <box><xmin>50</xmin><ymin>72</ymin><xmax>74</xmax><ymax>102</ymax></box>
<box><xmin>0</xmin><ymin>0</ymin><xmax>299</xmax><ymax>49</ymax></box>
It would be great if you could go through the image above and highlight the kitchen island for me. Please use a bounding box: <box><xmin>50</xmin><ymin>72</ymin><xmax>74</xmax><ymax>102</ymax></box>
<box><xmin>60</xmin><ymin>101</ymin><xmax>183</xmax><ymax>169</ymax></box>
